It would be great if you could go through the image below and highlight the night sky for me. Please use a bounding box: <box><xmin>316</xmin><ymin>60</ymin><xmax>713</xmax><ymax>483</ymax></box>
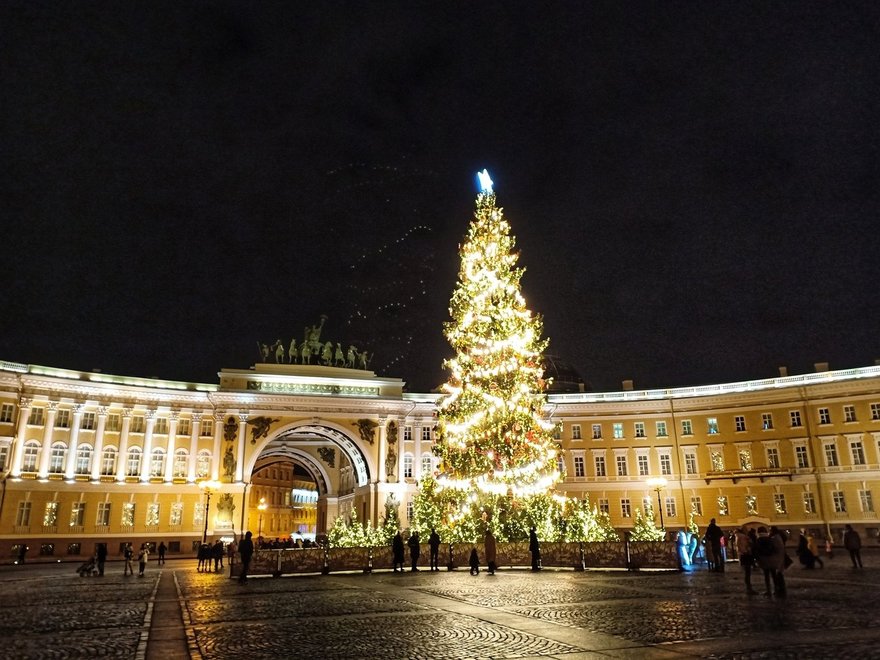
<box><xmin>3</xmin><ymin>2</ymin><xmax>879</xmax><ymax>393</ymax></box>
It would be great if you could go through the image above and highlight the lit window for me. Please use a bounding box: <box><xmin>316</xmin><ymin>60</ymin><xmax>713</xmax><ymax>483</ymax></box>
<box><xmin>43</xmin><ymin>502</ymin><xmax>59</xmax><ymax>527</ymax></box>
<box><xmin>173</xmin><ymin>449</ymin><xmax>188</xmax><ymax>478</ymax></box>
<box><xmin>613</xmin><ymin>423</ymin><xmax>624</xmax><ymax>439</ymax></box>
<box><xmin>150</xmin><ymin>448</ymin><xmax>165</xmax><ymax>477</ymax></box>
<box><xmin>197</xmin><ymin>450</ymin><xmax>211</xmax><ymax>478</ymax></box>
<box><xmin>22</xmin><ymin>441</ymin><xmax>40</xmax><ymax>472</ymax></box>
<box><xmin>707</xmin><ymin>418</ymin><xmax>719</xmax><ymax>434</ymax></box>
<box><xmin>690</xmin><ymin>496</ymin><xmax>702</xmax><ymax>516</ymax></box>
<box><xmin>773</xmin><ymin>493</ymin><xmax>786</xmax><ymax>514</ymax></box>
<box><xmin>75</xmin><ymin>444</ymin><xmax>93</xmax><ymax>475</ymax></box>
<box><xmin>717</xmin><ymin>496</ymin><xmax>729</xmax><ymax>516</ymax></box>
<box><xmin>126</xmin><ymin>447</ymin><xmax>142</xmax><ymax>476</ymax></box>
<box><xmin>710</xmin><ymin>450</ymin><xmax>724</xmax><ymax>471</ymax></box>
<box><xmin>106</xmin><ymin>414</ymin><xmax>120</xmax><ymax>432</ymax></box>
<box><xmin>146</xmin><ymin>503</ymin><xmax>160</xmax><ymax>526</ymax></box>
<box><xmin>739</xmin><ymin>450</ymin><xmax>752</xmax><ymax>471</ymax></box>
<box><xmin>762</xmin><ymin>413</ymin><xmax>773</xmax><ymax>430</ymax></box>
<box><xmin>170</xmin><ymin>502</ymin><xmax>183</xmax><ymax>526</ymax></box>
<box><xmin>803</xmin><ymin>492</ymin><xmax>816</xmax><ymax>514</ymax></box>
<box><xmin>49</xmin><ymin>442</ymin><xmax>67</xmax><ymax>473</ymax></box>
<box><xmin>745</xmin><ymin>495</ymin><xmax>758</xmax><ymax>515</ymax></box>
<box><xmin>122</xmin><ymin>502</ymin><xmax>135</xmax><ymax>526</ymax></box>
<box><xmin>101</xmin><ymin>446</ymin><xmax>118</xmax><ymax>475</ymax></box>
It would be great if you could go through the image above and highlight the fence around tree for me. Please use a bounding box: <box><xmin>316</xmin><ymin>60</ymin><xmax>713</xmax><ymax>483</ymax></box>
<box><xmin>228</xmin><ymin>540</ymin><xmax>680</xmax><ymax>577</ymax></box>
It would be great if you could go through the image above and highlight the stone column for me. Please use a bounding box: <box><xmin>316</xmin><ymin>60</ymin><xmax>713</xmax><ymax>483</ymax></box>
<box><xmin>139</xmin><ymin>409</ymin><xmax>157</xmax><ymax>482</ymax></box>
<box><xmin>90</xmin><ymin>407</ymin><xmax>109</xmax><ymax>481</ymax></box>
<box><xmin>115</xmin><ymin>409</ymin><xmax>133</xmax><ymax>481</ymax></box>
<box><xmin>414</xmin><ymin>421</ymin><xmax>423</xmax><ymax>481</ymax></box>
<box><xmin>188</xmin><ymin>412</ymin><xmax>202</xmax><ymax>482</ymax></box>
<box><xmin>164</xmin><ymin>411</ymin><xmax>179</xmax><ymax>482</ymax></box>
<box><xmin>37</xmin><ymin>402</ymin><xmax>59</xmax><ymax>477</ymax></box>
<box><xmin>9</xmin><ymin>397</ymin><xmax>32</xmax><ymax>477</ymax></box>
<box><xmin>235</xmin><ymin>412</ymin><xmax>249</xmax><ymax>482</ymax></box>
<box><xmin>211</xmin><ymin>413</ymin><xmax>223</xmax><ymax>481</ymax></box>
<box><xmin>378</xmin><ymin>417</ymin><xmax>388</xmax><ymax>483</ymax></box>
<box><xmin>64</xmin><ymin>404</ymin><xmax>85</xmax><ymax>479</ymax></box>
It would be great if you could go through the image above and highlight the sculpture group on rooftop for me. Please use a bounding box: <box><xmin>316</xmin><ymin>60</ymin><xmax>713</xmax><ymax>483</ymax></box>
<box><xmin>256</xmin><ymin>315</ymin><xmax>372</xmax><ymax>369</ymax></box>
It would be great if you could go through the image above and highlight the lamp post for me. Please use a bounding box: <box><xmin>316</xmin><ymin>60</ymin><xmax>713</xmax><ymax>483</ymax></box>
<box><xmin>257</xmin><ymin>497</ymin><xmax>267</xmax><ymax>537</ymax></box>
<box><xmin>646</xmin><ymin>477</ymin><xmax>668</xmax><ymax>530</ymax></box>
<box><xmin>198</xmin><ymin>480</ymin><xmax>221</xmax><ymax>544</ymax></box>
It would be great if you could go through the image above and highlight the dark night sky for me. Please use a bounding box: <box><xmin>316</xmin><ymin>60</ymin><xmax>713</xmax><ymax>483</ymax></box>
<box><xmin>2</xmin><ymin>2</ymin><xmax>879</xmax><ymax>392</ymax></box>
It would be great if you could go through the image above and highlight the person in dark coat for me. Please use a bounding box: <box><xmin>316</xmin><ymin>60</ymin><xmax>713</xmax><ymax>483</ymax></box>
<box><xmin>428</xmin><ymin>528</ymin><xmax>441</xmax><ymax>571</ymax></box>
<box><xmin>484</xmin><ymin>529</ymin><xmax>497</xmax><ymax>575</ymax></box>
<box><xmin>843</xmin><ymin>524</ymin><xmax>863</xmax><ymax>568</ymax></box>
<box><xmin>212</xmin><ymin>539</ymin><xmax>224</xmax><ymax>571</ymax></box>
<box><xmin>469</xmin><ymin>547</ymin><xmax>480</xmax><ymax>575</ymax></box>
<box><xmin>95</xmin><ymin>542</ymin><xmax>108</xmax><ymax>576</ymax></box>
<box><xmin>529</xmin><ymin>528</ymin><xmax>541</xmax><ymax>571</ymax></box>
<box><xmin>238</xmin><ymin>531</ymin><xmax>254</xmax><ymax>583</ymax></box>
<box><xmin>392</xmin><ymin>531</ymin><xmax>405</xmax><ymax>573</ymax></box>
<box><xmin>704</xmin><ymin>518</ymin><xmax>725</xmax><ymax>572</ymax></box>
<box><xmin>157</xmin><ymin>541</ymin><xmax>166</xmax><ymax>565</ymax></box>
<box><xmin>407</xmin><ymin>531</ymin><xmax>421</xmax><ymax>571</ymax></box>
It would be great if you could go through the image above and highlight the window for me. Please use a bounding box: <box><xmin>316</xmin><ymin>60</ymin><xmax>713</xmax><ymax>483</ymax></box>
<box><xmin>717</xmin><ymin>496</ymin><xmax>729</xmax><ymax>516</ymax></box>
<box><xmin>406</xmin><ymin>501</ymin><xmax>414</xmax><ymax>523</ymax></box>
<box><xmin>76</xmin><ymin>412</ymin><xmax>94</xmax><ymax>431</ymax></box>
<box><xmin>766</xmin><ymin>447</ymin><xmax>780</xmax><ymax>469</ymax></box>
<box><xmin>150</xmin><ymin>448</ymin><xmax>165</xmax><ymax>477</ymax></box>
<box><xmin>795</xmin><ymin>445</ymin><xmax>809</xmax><ymax>469</ymax></box>
<box><xmin>0</xmin><ymin>403</ymin><xmax>14</xmax><ymax>423</ymax></box>
<box><xmin>403</xmin><ymin>426</ymin><xmax>412</xmax><ymax>441</ymax></box>
<box><xmin>681</xmin><ymin>420</ymin><xmax>692</xmax><ymax>435</ymax></box>
<box><xmin>43</xmin><ymin>501</ymin><xmax>59</xmax><ymax>526</ymax></box>
<box><xmin>75</xmin><ymin>444</ymin><xmax>93</xmax><ymax>475</ymax></box>
<box><xmin>734</xmin><ymin>416</ymin><xmax>746</xmax><ymax>432</ymax></box>
<box><xmin>552</xmin><ymin>424</ymin><xmax>562</xmax><ymax>440</ymax></box>
<box><xmin>818</xmin><ymin>408</ymin><xmax>831</xmax><ymax>425</ymax></box>
<box><xmin>871</xmin><ymin>403</ymin><xmax>880</xmax><ymax>421</ymax></box>
<box><xmin>591</xmin><ymin>424</ymin><xmax>602</xmax><ymax>439</ymax></box>
<box><xmin>803</xmin><ymin>492</ymin><xmax>816</xmax><ymax>514</ymax></box>
<box><xmin>154</xmin><ymin>418</ymin><xmax>168</xmax><ymax>434</ymax></box>
<box><xmin>177</xmin><ymin>419</ymin><xmax>191</xmax><ymax>436</ymax></box>
<box><xmin>200</xmin><ymin>418</ymin><xmax>214</xmax><ymax>437</ymax></box>
<box><xmin>122</xmin><ymin>502</ymin><xmax>135</xmax><ymax>526</ymax></box>
<box><xmin>832</xmin><ymin>491</ymin><xmax>847</xmax><ymax>513</ymax></box>
<box><xmin>170</xmin><ymin>502</ymin><xmax>183</xmax><ymax>526</ymax></box>
<box><xmin>126</xmin><ymin>447</ymin><xmax>142</xmax><ymax>476</ymax></box>
<box><xmin>55</xmin><ymin>409</ymin><xmax>70</xmax><ymax>428</ymax></box>
<box><xmin>790</xmin><ymin>410</ymin><xmax>802</xmax><ymax>427</ymax></box>
<box><xmin>690</xmin><ymin>496</ymin><xmax>702</xmax><ymax>516</ymax></box>
<box><xmin>634</xmin><ymin>422</ymin><xmax>645</xmax><ymax>438</ymax></box>
<box><xmin>664</xmin><ymin>497</ymin><xmax>676</xmax><ymax>518</ymax></box>
<box><xmin>773</xmin><ymin>493</ymin><xmax>787</xmax><ymax>514</ymax></box>
<box><xmin>16</xmin><ymin>501</ymin><xmax>32</xmax><ymax>527</ymax></box>
<box><xmin>824</xmin><ymin>443</ymin><xmax>839</xmax><ymax>467</ymax></box>
<box><xmin>762</xmin><ymin>413</ymin><xmax>773</xmax><ymax>430</ymax></box>
<box><xmin>637</xmin><ymin>454</ymin><xmax>649</xmax><ymax>476</ymax></box>
<box><xmin>844</xmin><ymin>405</ymin><xmax>857</xmax><ymax>423</ymax></box>
<box><xmin>710</xmin><ymin>449</ymin><xmax>724</xmax><ymax>471</ymax></box>
<box><xmin>850</xmin><ymin>441</ymin><xmax>866</xmax><ymax>466</ymax></box>
<box><xmin>707</xmin><ymin>418</ymin><xmax>719</xmax><ymax>434</ymax></box>
<box><xmin>70</xmin><ymin>502</ymin><xmax>85</xmax><ymax>527</ymax></box>
<box><xmin>22</xmin><ymin>441</ymin><xmax>40</xmax><ymax>472</ymax></box>
<box><xmin>684</xmin><ymin>451</ymin><xmax>697</xmax><ymax>475</ymax></box>
<box><xmin>594</xmin><ymin>455</ymin><xmax>606</xmax><ymax>477</ymax></box>
<box><xmin>739</xmin><ymin>449</ymin><xmax>752</xmax><ymax>471</ymax></box>
<box><xmin>101</xmin><ymin>446</ymin><xmax>118</xmax><ymax>475</ymax></box>
<box><xmin>173</xmin><ymin>449</ymin><xmax>188</xmax><ymax>478</ymax></box>
<box><xmin>193</xmin><ymin>502</ymin><xmax>204</xmax><ymax>528</ymax></box>
<box><xmin>571</xmin><ymin>424</ymin><xmax>582</xmax><ymax>440</ymax></box>
<box><xmin>421</xmin><ymin>427</ymin><xmax>431</xmax><ymax>442</ymax></box>
<box><xmin>615</xmin><ymin>454</ymin><xmax>628</xmax><ymax>476</ymax></box>
<box><xmin>598</xmin><ymin>498</ymin><xmax>610</xmax><ymax>515</ymax></box>
<box><xmin>421</xmin><ymin>453</ymin><xmax>433</xmax><ymax>476</ymax></box>
<box><xmin>0</xmin><ymin>444</ymin><xmax>8</xmax><ymax>471</ymax></box>
<box><xmin>403</xmin><ymin>454</ymin><xmax>414</xmax><ymax>479</ymax></box>
<box><xmin>106</xmin><ymin>414</ymin><xmax>120</xmax><ymax>432</ymax></box>
<box><xmin>621</xmin><ymin>498</ymin><xmax>632</xmax><ymax>518</ymax></box>
<box><xmin>659</xmin><ymin>453</ymin><xmax>672</xmax><ymax>476</ymax></box>
<box><xmin>48</xmin><ymin>442</ymin><xmax>67</xmax><ymax>473</ymax></box>
<box><xmin>656</xmin><ymin>421</ymin><xmax>667</xmax><ymax>437</ymax></box>
<box><xmin>859</xmin><ymin>490</ymin><xmax>874</xmax><ymax>513</ymax></box>
<box><xmin>612</xmin><ymin>423</ymin><xmax>624</xmax><ymax>439</ymax></box>
<box><xmin>573</xmin><ymin>455</ymin><xmax>585</xmax><ymax>477</ymax></box>
<box><xmin>146</xmin><ymin>503</ymin><xmax>160</xmax><ymax>527</ymax></box>
<box><xmin>97</xmin><ymin>502</ymin><xmax>111</xmax><ymax>526</ymax></box>
<box><xmin>28</xmin><ymin>407</ymin><xmax>44</xmax><ymax>425</ymax></box>
<box><xmin>745</xmin><ymin>495</ymin><xmax>758</xmax><ymax>515</ymax></box>
<box><xmin>556</xmin><ymin>454</ymin><xmax>565</xmax><ymax>476</ymax></box>
<box><xmin>130</xmin><ymin>416</ymin><xmax>145</xmax><ymax>433</ymax></box>
<box><xmin>197</xmin><ymin>450</ymin><xmax>211</xmax><ymax>479</ymax></box>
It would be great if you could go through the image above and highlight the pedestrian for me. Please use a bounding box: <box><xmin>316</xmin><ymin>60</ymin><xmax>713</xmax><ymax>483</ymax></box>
<box><xmin>157</xmin><ymin>541</ymin><xmax>166</xmax><ymax>566</ymax></box>
<box><xmin>469</xmin><ymin>547</ymin><xmax>480</xmax><ymax>575</ymax></box>
<box><xmin>484</xmin><ymin>529</ymin><xmax>497</xmax><ymax>575</ymax></box>
<box><xmin>797</xmin><ymin>529</ymin><xmax>815</xmax><ymax>569</ymax></box>
<box><xmin>137</xmin><ymin>543</ymin><xmax>149</xmax><ymax>577</ymax></box>
<box><xmin>197</xmin><ymin>542</ymin><xmax>210</xmax><ymax>572</ymax></box>
<box><xmin>843</xmin><ymin>524</ymin><xmax>863</xmax><ymax>568</ymax></box>
<box><xmin>407</xmin><ymin>530</ymin><xmax>421</xmax><ymax>571</ymax></box>
<box><xmin>123</xmin><ymin>543</ymin><xmax>134</xmax><ymax>576</ymax></box>
<box><xmin>428</xmin><ymin>528</ymin><xmax>441</xmax><ymax>572</ymax></box>
<box><xmin>704</xmin><ymin>518</ymin><xmax>725</xmax><ymax>572</ymax></box>
<box><xmin>734</xmin><ymin>527</ymin><xmax>757</xmax><ymax>594</ymax></box>
<box><xmin>213</xmin><ymin>539</ymin><xmax>224</xmax><ymax>571</ymax></box>
<box><xmin>228</xmin><ymin>538</ymin><xmax>237</xmax><ymax>566</ymax></box>
<box><xmin>16</xmin><ymin>544</ymin><xmax>27</xmax><ymax>565</ymax></box>
<box><xmin>392</xmin><ymin>531</ymin><xmax>405</xmax><ymax>573</ymax></box>
<box><xmin>754</xmin><ymin>526</ymin><xmax>786</xmax><ymax>597</ymax></box>
<box><xmin>807</xmin><ymin>533</ymin><xmax>823</xmax><ymax>568</ymax></box>
<box><xmin>238</xmin><ymin>531</ymin><xmax>254</xmax><ymax>583</ymax></box>
<box><xmin>824</xmin><ymin>536</ymin><xmax>833</xmax><ymax>560</ymax></box>
<box><xmin>529</xmin><ymin>527</ymin><xmax>541</xmax><ymax>571</ymax></box>
<box><xmin>95</xmin><ymin>542</ymin><xmax>108</xmax><ymax>577</ymax></box>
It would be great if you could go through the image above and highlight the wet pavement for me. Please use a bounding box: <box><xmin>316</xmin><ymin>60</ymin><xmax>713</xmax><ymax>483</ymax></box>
<box><xmin>2</xmin><ymin>555</ymin><xmax>879</xmax><ymax>659</ymax></box>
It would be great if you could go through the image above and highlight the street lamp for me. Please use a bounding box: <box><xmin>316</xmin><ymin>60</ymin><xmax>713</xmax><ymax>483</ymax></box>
<box><xmin>198</xmin><ymin>479</ymin><xmax>221</xmax><ymax>544</ymax></box>
<box><xmin>257</xmin><ymin>497</ymin><xmax>267</xmax><ymax>537</ymax></box>
<box><xmin>646</xmin><ymin>477</ymin><xmax>668</xmax><ymax>530</ymax></box>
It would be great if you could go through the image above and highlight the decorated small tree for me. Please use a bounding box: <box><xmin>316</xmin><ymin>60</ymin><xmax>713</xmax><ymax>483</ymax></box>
<box><xmin>630</xmin><ymin>506</ymin><xmax>666</xmax><ymax>542</ymax></box>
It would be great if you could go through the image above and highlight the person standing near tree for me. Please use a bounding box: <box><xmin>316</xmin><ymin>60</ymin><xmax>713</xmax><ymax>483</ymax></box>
<box><xmin>843</xmin><ymin>524</ymin><xmax>863</xmax><ymax>568</ymax></box>
<box><xmin>529</xmin><ymin>528</ymin><xmax>541</xmax><ymax>571</ymax></box>
<box><xmin>704</xmin><ymin>518</ymin><xmax>725</xmax><ymax>572</ymax></box>
<box><xmin>407</xmin><ymin>530</ymin><xmax>421</xmax><ymax>572</ymax></box>
<box><xmin>428</xmin><ymin>528</ymin><xmax>441</xmax><ymax>572</ymax></box>
<box><xmin>484</xmin><ymin>529</ymin><xmax>497</xmax><ymax>575</ymax></box>
<box><xmin>392</xmin><ymin>531</ymin><xmax>405</xmax><ymax>573</ymax></box>
<box><xmin>238</xmin><ymin>531</ymin><xmax>254</xmax><ymax>583</ymax></box>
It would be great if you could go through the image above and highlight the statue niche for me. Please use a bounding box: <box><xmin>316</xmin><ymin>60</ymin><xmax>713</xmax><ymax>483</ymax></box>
<box><xmin>354</xmin><ymin>419</ymin><xmax>378</xmax><ymax>445</ymax></box>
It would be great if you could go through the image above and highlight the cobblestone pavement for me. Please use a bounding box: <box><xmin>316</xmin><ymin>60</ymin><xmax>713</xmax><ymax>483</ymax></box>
<box><xmin>3</xmin><ymin>557</ymin><xmax>880</xmax><ymax>659</ymax></box>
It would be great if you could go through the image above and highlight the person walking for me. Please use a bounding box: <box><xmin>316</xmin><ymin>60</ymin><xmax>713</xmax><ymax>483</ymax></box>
<box><xmin>123</xmin><ymin>543</ymin><xmax>134</xmax><ymax>576</ymax></box>
<box><xmin>843</xmin><ymin>524</ymin><xmax>863</xmax><ymax>568</ymax></box>
<box><xmin>754</xmin><ymin>526</ymin><xmax>786</xmax><ymax>597</ymax></box>
<box><xmin>428</xmin><ymin>528</ymin><xmax>441</xmax><ymax>572</ymax></box>
<box><xmin>407</xmin><ymin>530</ymin><xmax>421</xmax><ymax>572</ymax></box>
<box><xmin>95</xmin><ymin>542</ymin><xmax>108</xmax><ymax>577</ymax></box>
<box><xmin>469</xmin><ymin>547</ymin><xmax>480</xmax><ymax>575</ymax></box>
<box><xmin>797</xmin><ymin>530</ymin><xmax>815</xmax><ymax>569</ymax></box>
<box><xmin>807</xmin><ymin>533</ymin><xmax>823</xmax><ymax>568</ymax></box>
<box><xmin>734</xmin><ymin>527</ymin><xmax>757</xmax><ymax>594</ymax></box>
<box><xmin>529</xmin><ymin>527</ymin><xmax>541</xmax><ymax>571</ymax></box>
<box><xmin>704</xmin><ymin>518</ymin><xmax>725</xmax><ymax>572</ymax></box>
<box><xmin>157</xmin><ymin>541</ymin><xmax>166</xmax><ymax>566</ymax></box>
<box><xmin>137</xmin><ymin>543</ymin><xmax>149</xmax><ymax>577</ymax></box>
<box><xmin>484</xmin><ymin>529</ymin><xmax>497</xmax><ymax>575</ymax></box>
<box><xmin>238</xmin><ymin>531</ymin><xmax>254</xmax><ymax>583</ymax></box>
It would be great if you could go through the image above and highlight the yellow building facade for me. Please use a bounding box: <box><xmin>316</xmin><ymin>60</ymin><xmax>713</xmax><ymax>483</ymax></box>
<box><xmin>0</xmin><ymin>359</ymin><xmax>878</xmax><ymax>560</ymax></box>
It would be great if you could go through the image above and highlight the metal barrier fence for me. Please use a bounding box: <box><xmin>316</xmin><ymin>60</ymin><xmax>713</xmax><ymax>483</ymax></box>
<box><xmin>229</xmin><ymin>539</ymin><xmax>680</xmax><ymax>577</ymax></box>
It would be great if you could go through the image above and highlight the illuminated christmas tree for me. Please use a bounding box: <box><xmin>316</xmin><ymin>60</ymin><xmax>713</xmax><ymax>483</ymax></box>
<box><xmin>417</xmin><ymin>170</ymin><xmax>561</xmax><ymax>542</ymax></box>
<box><xmin>630</xmin><ymin>506</ymin><xmax>666</xmax><ymax>541</ymax></box>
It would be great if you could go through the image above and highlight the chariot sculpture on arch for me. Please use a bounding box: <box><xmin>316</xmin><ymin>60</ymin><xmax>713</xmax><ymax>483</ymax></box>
<box><xmin>254</xmin><ymin>314</ymin><xmax>373</xmax><ymax>370</ymax></box>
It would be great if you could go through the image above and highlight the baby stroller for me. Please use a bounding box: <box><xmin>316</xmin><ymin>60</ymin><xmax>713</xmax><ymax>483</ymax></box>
<box><xmin>77</xmin><ymin>557</ymin><xmax>98</xmax><ymax>577</ymax></box>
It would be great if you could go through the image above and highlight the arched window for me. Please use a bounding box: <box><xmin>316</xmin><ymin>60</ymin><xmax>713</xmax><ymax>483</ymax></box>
<box><xmin>22</xmin><ymin>440</ymin><xmax>40</xmax><ymax>472</ymax></box>
<box><xmin>196</xmin><ymin>450</ymin><xmax>211</xmax><ymax>479</ymax></box>
<box><xmin>126</xmin><ymin>446</ymin><xmax>142</xmax><ymax>477</ymax></box>
<box><xmin>420</xmin><ymin>452</ymin><xmax>433</xmax><ymax>478</ymax></box>
<box><xmin>75</xmin><ymin>444</ymin><xmax>93</xmax><ymax>475</ymax></box>
<box><xmin>101</xmin><ymin>446</ymin><xmax>118</xmax><ymax>476</ymax></box>
<box><xmin>48</xmin><ymin>442</ymin><xmax>67</xmax><ymax>473</ymax></box>
<box><xmin>173</xmin><ymin>448</ymin><xmax>188</xmax><ymax>478</ymax></box>
<box><xmin>403</xmin><ymin>453</ymin><xmax>414</xmax><ymax>479</ymax></box>
<box><xmin>150</xmin><ymin>447</ymin><xmax>166</xmax><ymax>477</ymax></box>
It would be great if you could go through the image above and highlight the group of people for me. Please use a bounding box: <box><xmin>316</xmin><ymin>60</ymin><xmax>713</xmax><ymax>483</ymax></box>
<box><xmin>197</xmin><ymin>539</ymin><xmax>227</xmax><ymax>572</ymax></box>
<box><xmin>256</xmin><ymin>536</ymin><xmax>318</xmax><ymax>550</ymax></box>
